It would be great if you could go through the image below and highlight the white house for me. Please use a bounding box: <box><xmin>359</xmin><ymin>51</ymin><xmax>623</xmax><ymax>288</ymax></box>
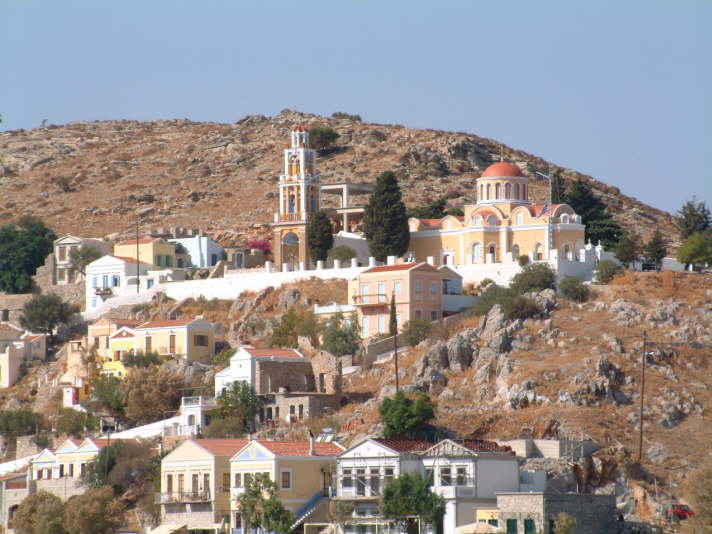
<box><xmin>214</xmin><ymin>347</ymin><xmax>305</xmax><ymax>397</ymax></box>
<box><xmin>169</xmin><ymin>235</ymin><xmax>225</xmax><ymax>268</ymax></box>
<box><xmin>325</xmin><ymin>438</ymin><xmax>542</xmax><ymax>534</ymax></box>
<box><xmin>85</xmin><ymin>255</ymin><xmax>152</xmax><ymax>311</ymax></box>
<box><xmin>53</xmin><ymin>234</ymin><xmax>108</xmax><ymax>285</ymax></box>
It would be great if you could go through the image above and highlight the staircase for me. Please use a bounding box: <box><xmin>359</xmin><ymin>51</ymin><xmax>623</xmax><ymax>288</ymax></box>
<box><xmin>290</xmin><ymin>491</ymin><xmax>327</xmax><ymax>531</ymax></box>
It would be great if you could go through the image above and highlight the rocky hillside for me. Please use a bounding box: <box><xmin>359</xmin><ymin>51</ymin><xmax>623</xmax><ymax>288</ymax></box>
<box><xmin>0</xmin><ymin>110</ymin><xmax>676</xmax><ymax>246</ymax></box>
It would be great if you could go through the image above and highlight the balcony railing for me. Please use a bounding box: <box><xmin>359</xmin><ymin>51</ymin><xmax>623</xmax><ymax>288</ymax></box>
<box><xmin>277</xmin><ymin>213</ymin><xmax>304</xmax><ymax>223</ymax></box>
<box><xmin>94</xmin><ymin>287</ymin><xmax>114</xmax><ymax>296</ymax></box>
<box><xmin>351</xmin><ymin>294</ymin><xmax>388</xmax><ymax>306</ymax></box>
<box><xmin>155</xmin><ymin>490</ymin><xmax>211</xmax><ymax>504</ymax></box>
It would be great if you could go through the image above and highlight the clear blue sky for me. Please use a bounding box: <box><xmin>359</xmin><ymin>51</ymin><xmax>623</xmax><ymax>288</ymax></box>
<box><xmin>2</xmin><ymin>1</ymin><xmax>710</xmax><ymax>214</ymax></box>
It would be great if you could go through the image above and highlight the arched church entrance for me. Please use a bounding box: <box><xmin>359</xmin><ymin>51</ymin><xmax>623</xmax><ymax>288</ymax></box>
<box><xmin>282</xmin><ymin>232</ymin><xmax>300</xmax><ymax>267</ymax></box>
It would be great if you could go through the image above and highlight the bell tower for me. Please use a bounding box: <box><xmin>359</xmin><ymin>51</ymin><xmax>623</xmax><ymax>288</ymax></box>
<box><xmin>272</xmin><ymin>125</ymin><xmax>322</xmax><ymax>269</ymax></box>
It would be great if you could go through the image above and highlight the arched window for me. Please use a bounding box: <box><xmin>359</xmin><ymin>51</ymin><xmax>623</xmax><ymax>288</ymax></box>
<box><xmin>474</xmin><ymin>216</ymin><xmax>483</xmax><ymax>226</ymax></box>
<box><xmin>495</xmin><ymin>183</ymin><xmax>501</xmax><ymax>199</ymax></box>
<box><xmin>288</xmin><ymin>194</ymin><xmax>295</xmax><ymax>213</ymax></box>
<box><xmin>505</xmin><ymin>183</ymin><xmax>511</xmax><ymax>199</ymax></box>
<box><xmin>515</xmin><ymin>212</ymin><xmax>524</xmax><ymax>226</ymax></box>
<box><xmin>522</xmin><ymin>184</ymin><xmax>527</xmax><ymax>200</ymax></box>
<box><xmin>512</xmin><ymin>244</ymin><xmax>520</xmax><ymax>258</ymax></box>
<box><xmin>479</xmin><ymin>184</ymin><xmax>483</xmax><ymax>201</ymax></box>
<box><xmin>487</xmin><ymin>215</ymin><xmax>497</xmax><ymax>226</ymax></box>
<box><xmin>561</xmin><ymin>213</ymin><xmax>569</xmax><ymax>224</ymax></box>
<box><xmin>533</xmin><ymin>242</ymin><xmax>542</xmax><ymax>261</ymax></box>
<box><xmin>486</xmin><ymin>184</ymin><xmax>491</xmax><ymax>200</ymax></box>
<box><xmin>471</xmin><ymin>242</ymin><xmax>482</xmax><ymax>263</ymax></box>
<box><xmin>487</xmin><ymin>243</ymin><xmax>497</xmax><ymax>262</ymax></box>
<box><xmin>514</xmin><ymin>183</ymin><xmax>520</xmax><ymax>199</ymax></box>
<box><xmin>563</xmin><ymin>244</ymin><xmax>572</xmax><ymax>260</ymax></box>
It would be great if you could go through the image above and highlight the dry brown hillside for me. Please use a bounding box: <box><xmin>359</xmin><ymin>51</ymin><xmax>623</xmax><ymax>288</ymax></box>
<box><xmin>0</xmin><ymin>110</ymin><xmax>676</xmax><ymax>246</ymax></box>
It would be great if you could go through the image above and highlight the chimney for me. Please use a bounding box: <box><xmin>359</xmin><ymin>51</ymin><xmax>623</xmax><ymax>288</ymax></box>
<box><xmin>308</xmin><ymin>430</ymin><xmax>315</xmax><ymax>456</ymax></box>
<box><xmin>386</xmin><ymin>255</ymin><xmax>396</xmax><ymax>265</ymax></box>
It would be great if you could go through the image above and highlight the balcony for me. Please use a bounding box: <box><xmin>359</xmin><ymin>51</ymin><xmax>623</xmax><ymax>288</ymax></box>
<box><xmin>94</xmin><ymin>287</ymin><xmax>114</xmax><ymax>296</ymax></box>
<box><xmin>433</xmin><ymin>479</ymin><xmax>477</xmax><ymax>499</ymax></box>
<box><xmin>351</xmin><ymin>294</ymin><xmax>388</xmax><ymax>307</ymax></box>
<box><xmin>274</xmin><ymin>213</ymin><xmax>305</xmax><ymax>223</ymax></box>
<box><xmin>155</xmin><ymin>490</ymin><xmax>211</xmax><ymax>504</ymax></box>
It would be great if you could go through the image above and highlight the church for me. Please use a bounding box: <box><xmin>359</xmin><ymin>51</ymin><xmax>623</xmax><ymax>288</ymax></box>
<box><xmin>271</xmin><ymin>126</ymin><xmax>587</xmax><ymax>270</ymax></box>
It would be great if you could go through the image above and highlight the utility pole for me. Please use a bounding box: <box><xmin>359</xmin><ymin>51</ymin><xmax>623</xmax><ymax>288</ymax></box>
<box><xmin>389</xmin><ymin>293</ymin><xmax>399</xmax><ymax>393</ymax></box>
<box><xmin>136</xmin><ymin>215</ymin><xmax>140</xmax><ymax>294</ymax></box>
<box><xmin>637</xmin><ymin>330</ymin><xmax>647</xmax><ymax>462</ymax></box>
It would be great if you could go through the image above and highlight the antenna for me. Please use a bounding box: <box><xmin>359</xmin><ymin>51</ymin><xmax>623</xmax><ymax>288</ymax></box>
<box><xmin>499</xmin><ymin>145</ymin><xmax>504</xmax><ymax>162</ymax></box>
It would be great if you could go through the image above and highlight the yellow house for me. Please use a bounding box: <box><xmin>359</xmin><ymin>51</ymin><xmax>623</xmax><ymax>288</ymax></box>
<box><xmin>230</xmin><ymin>439</ymin><xmax>344</xmax><ymax>532</ymax></box>
<box><xmin>407</xmin><ymin>161</ymin><xmax>586</xmax><ymax>266</ymax></box>
<box><xmin>87</xmin><ymin>318</ymin><xmax>142</xmax><ymax>359</ymax></box>
<box><xmin>158</xmin><ymin>438</ymin><xmax>249</xmax><ymax>533</ymax></box>
<box><xmin>103</xmin><ymin>326</ymin><xmax>136</xmax><ymax>378</ymax></box>
<box><xmin>133</xmin><ymin>318</ymin><xmax>215</xmax><ymax>363</ymax></box>
<box><xmin>113</xmin><ymin>237</ymin><xmax>177</xmax><ymax>269</ymax></box>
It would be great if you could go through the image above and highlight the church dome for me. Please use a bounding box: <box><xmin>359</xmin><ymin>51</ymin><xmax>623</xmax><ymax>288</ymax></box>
<box><xmin>481</xmin><ymin>162</ymin><xmax>524</xmax><ymax>178</ymax></box>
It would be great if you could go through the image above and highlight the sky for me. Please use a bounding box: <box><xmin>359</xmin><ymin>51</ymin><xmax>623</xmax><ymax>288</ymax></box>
<box><xmin>2</xmin><ymin>1</ymin><xmax>710</xmax><ymax>214</ymax></box>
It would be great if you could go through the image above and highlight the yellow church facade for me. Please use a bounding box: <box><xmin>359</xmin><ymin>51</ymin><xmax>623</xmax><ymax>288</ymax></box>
<box><xmin>407</xmin><ymin>162</ymin><xmax>586</xmax><ymax>266</ymax></box>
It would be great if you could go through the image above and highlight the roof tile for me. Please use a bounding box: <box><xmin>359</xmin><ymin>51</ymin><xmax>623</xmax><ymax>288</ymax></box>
<box><xmin>256</xmin><ymin>440</ymin><xmax>344</xmax><ymax>457</ymax></box>
<box><xmin>243</xmin><ymin>348</ymin><xmax>303</xmax><ymax>359</ymax></box>
<box><xmin>194</xmin><ymin>439</ymin><xmax>249</xmax><ymax>456</ymax></box>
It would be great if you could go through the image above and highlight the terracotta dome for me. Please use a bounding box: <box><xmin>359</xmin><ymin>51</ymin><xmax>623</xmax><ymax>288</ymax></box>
<box><xmin>292</xmin><ymin>124</ymin><xmax>307</xmax><ymax>132</ymax></box>
<box><xmin>481</xmin><ymin>162</ymin><xmax>524</xmax><ymax>178</ymax></box>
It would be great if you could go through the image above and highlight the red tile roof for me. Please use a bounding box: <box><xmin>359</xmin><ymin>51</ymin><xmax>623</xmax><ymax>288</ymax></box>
<box><xmin>481</xmin><ymin>162</ymin><xmax>524</xmax><ymax>178</ymax></box>
<box><xmin>256</xmin><ymin>440</ymin><xmax>344</xmax><ymax>457</ymax></box>
<box><xmin>113</xmin><ymin>255</ymin><xmax>152</xmax><ymax>265</ymax></box>
<box><xmin>194</xmin><ymin>439</ymin><xmax>249</xmax><ymax>456</ymax></box>
<box><xmin>0</xmin><ymin>471</ymin><xmax>28</xmax><ymax>482</ymax></box>
<box><xmin>361</xmin><ymin>263</ymin><xmax>419</xmax><ymax>274</ymax></box>
<box><xmin>529</xmin><ymin>204</ymin><xmax>562</xmax><ymax>217</ymax></box>
<box><xmin>243</xmin><ymin>348</ymin><xmax>303</xmax><ymax>359</ymax></box>
<box><xmin>114</xmin><ymin>319</ymin><xmax>142</xmax><ymax>326</ymax></box>
<box><xmin>116</xmin><ymin>238</ymin><xmax>157</xmax><ymax>246</ymax></box>
<box><xmin>136</xmin><ymin>319</ymin><xmax>194</xmax><ymax>329</ymax></box>
<box><xmin>110</xmin><ymin>329</ymin><xmax>134</xmax><ymax>338</ymax></box>
<box><xmin>372</xmin><ymin>439</ymin><xmax>432</xmax><ymax>453</ymax></box>
<box><xmin>21</xmin><ymin>334</ymin><xmax>43</xmax><ymax>342</ymax></box>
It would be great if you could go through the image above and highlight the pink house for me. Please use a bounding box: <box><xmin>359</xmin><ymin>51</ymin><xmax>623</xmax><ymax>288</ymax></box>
<box><xmin>348</xmin><ymin>262</ymin><xmax>461</xmax><ymax>338</ymax></box>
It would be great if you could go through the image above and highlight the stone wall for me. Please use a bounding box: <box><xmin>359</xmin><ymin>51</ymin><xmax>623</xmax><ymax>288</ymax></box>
<box><xmin>15</xmin><ymin>435</ymin><xmax>49</xmax><ymax>459</ymax></box>
<box><xmin>255</xmin><ymin>359</ymin><xmax>314</xmax><ymax>395</ymax></box>
<box><xmin>309</xmin><ymin>351</ymin><xmax>342</xmax><ymax>395</ymax></box>
<box><xmin>35</xmin><ymin>477</ymin><xmax>86</xmax><ymax>500</ymax></box>
<box><xmin>33</xmin><ymin>253</ymin><xmax>86</xmax><ymax>307</ymax></box>
<box><xmin>496</xmin><ymin>492</ymin><xmax>618</xmax><ymax>534</ymax></box>
<box><xmin>0</xmin><ymin>294</ymin><xmax>33</xmax><ymax>324</ymax></box>
<box><xmin>260</xmin><ymin>393</ymin><xmax>340</xmax><ymax>423</ymax></box>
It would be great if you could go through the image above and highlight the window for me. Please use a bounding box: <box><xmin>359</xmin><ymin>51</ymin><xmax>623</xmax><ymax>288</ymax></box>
<box><xmin>472</xmin><ymin>242</ymin><xmax>483</xmax><ymax>263</ymax></box>
<box><xmin>145</xmin><ymin>336</ymin><xmax>152</xmax><ymax>352</ymax></box>
<box><xmin>356</xmin><ymin>469</ymin><xmax>366</xmax><ymax>496</ymax></box>
<box><xmin>505</xmin><ymin>183</ymin><xmax>511</xmax><ymax>199</ymax></box>
<box><xmin>495</xmin><ymin>183</ymin><xmax>501</xmax><ymax>199</ymax></box>
<box><xmin>395</xmin><ymin>314</ymin><xmax>401</xmax><ymax>327</ymax></box>
<box><xmin>377</xmin><ymin>282</ymin><xmax>386</xmax><ymax>302</ymax></box>
<box><xmin>425</xmin><ymin>468</ymin><xmax>434</xmax><ymax>485</ymax></box>
<box><xmin>147</xmin><ymin>279</ymin><xmax>154</xmax><ymax>289</ymax></box>
<box><xmin>194</xmin><ymin>335</ymin><xmax>208</xmax><ymax>347</ymax></box>
<box><xmin>506</xmin><ymin>519</ymin><xmax>518</xmax><ymax>534</ymax></box>
<box><xmin>515</xmin><ymin>183</ymin><xmax>520</xmax><ymax>199</ymax></box>
<box><xmin>281</xmin><ymin>470</ymin><xmax>291</xmax><ymax>489</ymax></box>
<box><xmin>57</xmin><ymin>269</ymin><xmax>66</xmax><ymax>282</ymax></box>
<box><xmin>360</xmin><ymin>283</ymin><xmax>369</xmax><ymax>303</ymax></box>
<box><xmin>393</xmin><ymin>281</ymin><xmax>401</xmax><ymax>294</ymax></box>
<box><xmin>486</xmin><ymin>184</ymin><xmax>491</xmax><ymax>199</ymax></box>
<box><xmin>524</xmin><ymin>519</ymin><xmax>535</xmax><ymax>534</ymax></box>
<box><xmin>58</xmin><ymin>247</ymin><xmax>66</xmax><ymax>261</ymax></box>
<box><xmin>166</xmin><ymin>474</ymin><xmax>173</xmax><ymax>493</ymax></box>
<box><xmin>192</xmin><ymin>474</ymin><xmax>199</xmax><ymax>493</ymax></box>
<box><xmin>516</xmin><ymin>212</ymin><xmax>524</xmax><ymax>225</ymax></box>
<box><xmin>203</xmin><ymin>473</ymin><xmax>210</xmax><ymax>492</ymax></box>
<box><xmin>80</xmin><ymin>463</ymin><xmax>86</xmax><ymax>476</ymax></box>
<box><xmin>456</xmin><ymin>466</ymin><xmax>467</xmax><ymax>485</ymax></box>
<box><xmin>155</xmin><ymin>255</ymin><xmax>162</xmax><ymax>267</ymax></box>
<box><xmin>440</xmin><ymin>467</ymin><xmax>451</xmax><ymax>486</ymax></box>
<box><xmin>431</xmin><ymin>310</ymin><xmax>438</xmax><ymax>321</ymax></box>
<box><xmin>377</xmin><ymin>315</ymin><xmax>386</xmax><ymax>333</ymax></box>
<box><xmin>234</xmin><ymin>473</ymin><xmax>242</xmax><ymax>487</ymax></box>
<box><xmin>91</xmin><ymin>298</ymin><xmax>97</xmax><ymax>308</ymax></box>
<box><xmin>222</xmin><ymin>473</ymin><xmax>230</xmax><ymax>492</ymax></box>
<box><xmin>512</xmin><ymin>245</ymin><xmax>520</xmax><ymax>259</ymax></box>
<box><xmin>92</xmin><ymin>276</ymin><xmax>98</xmax><ymax>288</ymax></box>
<box><xmin>244</xmin><ymin>473</ymin><xmax>252</xmax><ymax>487</ymax></box>
<box><xmin>113</xmin><ymin>351</ymin><xmax>120</xmax><ymax>362</ymax></box>
<box><xmin>342</xmin><ymin>469</ymin><xmax>353</xmax><ymax>488</ymax></box>
<box><xmin>59</xmin><ymin>465</ymin><xmax>64</xmax><ymax>478</ymax></box>
<box><xmin>94</xmin><ymin>337</ymin><xmax>100</xmax><ymax>349</ymax></box>
<box><xmin>430</xmin><ymin>281</ymin><xmax>437</xmax><ymax>294</ymax></box>
<box><xmin>211</xmin><ymin>254</ymin><xmax>218</xmax><ymax>266</ymax></box>
<box><xmin>68</xmin><ymin>464</ymin><xmax>74</xmax><ymax>477</ymax></box>
<box><xmin>370</xmin><ymin>468</ymin><xmax>380</xmax><ymax>494</ymax></box>
<box><xmin>415</xmin><ymin>281</ymin><xmax>422</xmax><ymax>293</ymax></box>
<box><xmin>361</xmin><ymin>316</ymin><xmax>369</xmax><ymax>336</ymax></box>
<box><xmin>561</xmin><ymin>214</ymin><xmax>570</xmax><ymax>224</ymax></box>
<box><xmin>415</xmin><ymin>310</ymin><xmax>421</xmax><ymax>319</ymax></box>
<box><xmin>112</xmin><ymin>275</ymin><xmax>120</xmax><ymax>287</ymax></box>
<box><xmin>166</xmin><ymin>256</ymin><xmax>173</xmax><ymax>267</ymax></box>
<box><xmin>299</xmin><ymin>404</ymin><xmax>304</xmax><ymax>420</ymax></box>
<box><xmin>384</xmin><ymin>467</ymin><xmax>394</xmax><ymax>483</ymax></box>
<box><xmin>169</xmin><ymin>334</ymin><xmax>176</xmax><ymax>353</ymax></box>
<box><xmin>479</xmin><ymin>184</ymin><xmax>483</xmax><ymax>200</ymax></box>
<box><xmin>178</xmin><ymin>474</ymin><xmax>184</xmax><ymax>492</ymax></box>
<box><xmin>523</xmin><ymin>184</ymin><xmax>527</xmax><ymax>199</ymax></box>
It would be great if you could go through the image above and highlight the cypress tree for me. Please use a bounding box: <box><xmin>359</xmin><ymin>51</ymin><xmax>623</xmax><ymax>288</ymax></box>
<box><xmin>644</xmin><ymin>229</ymin><xmax>667</xmax><ymax>271</ymax></box>
<box><xmin>306</xmin><ymin>210</ymin><xmax>333</xmax><ymax>262</ymax></box>
<box><xmin>565</xmin><ymin>179</ymin><xmax>622</xmax><ymax>249</ymax></box>
<box><xmin>614</xmin><ymin>231</ymin><xmax>642</xmax><ymax>268</ymax></box>
<box><xmin>363</xmin><ymin>171</ymin><xmax>410</xmax><ymax>261</ymax></box>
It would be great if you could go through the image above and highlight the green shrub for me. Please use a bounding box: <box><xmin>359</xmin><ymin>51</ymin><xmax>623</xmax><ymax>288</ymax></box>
<box><xmin>379</xmin><ymin>391</ymin><xmax>436</xmax><ymax>439</ymax></box>
<box><xmin>470</xmin><ymin>285</ymin><xmax>516</xmax><ymax>316</ymax></box>
<box><xmin>55</xmin><ymin>408</ymin><xmax>98</xmax><ymax>438</ymax></box>
<box><xmin>131</xmin><ymin>303</ymin><xmax>150</xmax><ymax>314</ymax></box>
<box><xmin>123</xmin><ymin>351</ymin><xmax>161</xmax><ymax>368</ymax></box>
<box><xmin>329</xmin><ymin>245</ymin><xmax>357</xmax><ymax>263</ymax></box>
<box><xmin>503</xmin><ymin>296</ymin><xmax>541</xmax><ymax>320</ymax></box>
<box><xmin>212</xmin><ymin>348</ymin><xmax>236</xmax><ymax>366</ymax></box>
<box><xmin>322</xmin><ymin>313</ymin><xmax>360</xmax><ymax>356</ymax></box>
<box><xmin>510</xmin><ymin>263</ymin><xmax>556</xmax><ymax>294</ymax></box>
<box><xmin>331</xmin><ymin>111</ymin><xmax>362</xmax><ymax>121</ymax></box>
<box><xmin>517</xmin><ymin>254</ymin><xmax>530</xmax><ymax>267</ymax></box>
<box><xmin>595</xmin><ymin>259</ymin><xmax>621</xmax><ymax>284</ymax></box>
<box><xmin>271</xmin><ymin>307</ymin><xmax>322</xmax><ymax>348</ymax></box>
<box><xmin>309</xmin><ymin>126</ymin><xmax>340</xmax><ymax>151</ymax></box>
<box><xmin>401</xmin><ymin>318</ymin><xmax>432</xmax><ymax>347</ymax></box>
<box><xmin>478</xmin><ymin>278</ymin><xmax>495</xmax><ymax>289</ymax></box>
<box><xmin>0</xmin><ymin>409</ymin><xmax>44</xmax><ymax>435</ymax></box>
<box><xmin>559</xmin><ymin>276</ymin><xmax>590</xmax><ymax>302</ymax></box>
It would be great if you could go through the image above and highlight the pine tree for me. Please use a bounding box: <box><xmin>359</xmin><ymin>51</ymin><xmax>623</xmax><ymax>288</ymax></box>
<box><xmin>306</xmin><ymin>210</ymin><xmax>333</xmax><ymax>262</ymax></box>
<box><xmin>363</xmin><ymin>171</ymin><xmax>410</xmax><ymax>261</ymax></box>
<box><xmin>644</xmin><ymin>229</ymin><xmax>667</xmax><ymax>271</ymax></box>
<box><xmin>565</xmin><ymin>179</ymin><xmax>622</xmax><ymax>248</ymax></box>
<box><xmin>614</xmin><ymin>231</ymin><xmax>642</xmax><ymax>268</ymax></box>
<box><xmin>676</xmin><ymin>196</ymin><xmax>711</xmax><ymax>240</ymax></box>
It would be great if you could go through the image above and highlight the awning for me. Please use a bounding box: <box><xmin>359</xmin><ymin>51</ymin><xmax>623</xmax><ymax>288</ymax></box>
<box><xmin>148</xmin><ymin>524</ymin><xmax>186</xmax><ymax>534</ymax></box>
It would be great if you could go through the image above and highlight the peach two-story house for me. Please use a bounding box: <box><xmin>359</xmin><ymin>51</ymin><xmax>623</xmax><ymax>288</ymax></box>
<box><xmin>347</xmin><ymin>262</ymin><xmax>464</xmax><ymax>338</ymax></box>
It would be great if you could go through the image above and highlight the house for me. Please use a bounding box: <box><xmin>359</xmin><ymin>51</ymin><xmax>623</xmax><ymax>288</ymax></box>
<box><xmin>407</xmin><ymin>161</ymin><xmax>586</xmax><ymax>266</ymax></box>
<box><xmin>230</xmin><ymin>438</ymin><xmax>344</xmax><ymax>533</ymax></box>
<box><xmin>324</xmin><ymin>438</ymin><xmax>539</xmax><ymax>534</ymax></box>
<box><xmin>87</xmin><ymin>318</ymin><xmax>143</xmax><ymax>359</ymax></box>
<box><xmin>113</xmin><ymin>237</ymin><xmax>178</xmax><ymax>269</ymax></box>
<box><xmin>347</xmin><ymin>262</ymin><xmax>470</xmax><ymax>338</ymax></box>
<box><xmin>494</xmin><ymin>492</ymin><xmax>617</xmax><ymax>534</ymax></box>
<box><xmin>214</xmin><ymin>348</ymin><xmax>342</xmax><ymax>424</ymax></box>
<box><xmin>156</xmin><ymin>438</ymin><xmax>249</xmax><ymax>533</ymax></box>
<box><xmin>102</xmin><ymin>326</ymin><xmax>137</xmax><ymax>378</ymax></box>
<box><xmin>169</xmin><ymin>235</ymin><xmax>224</xmax><ymax>268</ymax></box>
<box><xmin>0</xmin><ymin>323</ymin><xmax>47</xmax><ymax>388</ymax></box>
<box><xmin>223</xmin><ymin>244</ymin><xmax>267</xmax><ymax>270</ymax></box>
<box><xmin>85</xmin><ymin>255</ymin><xmax>152</xmax><ymax>311</ymax></box>
<box><xmin>132</xmin><ymin>318</ymin><xmax>215</xmax><ymax>363</ymax></box>
<box><xmin>0</xmin><ymin>471</ymin><xmax>31</xmax><ymax>534</ymax></box>
<box><xmin>53</xmin><ymin>234</ymin><xmax>108</xmax><ymax>285</ymax></box>
<box><xmin>30</xmin><ymin>438</ymin><xmax>116</xmax><ymax>500</ymax></box>
<box><xmin>60</xmin><ymin>339</ymin><xmax>91</xmax><ymax>410</ymax></box>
